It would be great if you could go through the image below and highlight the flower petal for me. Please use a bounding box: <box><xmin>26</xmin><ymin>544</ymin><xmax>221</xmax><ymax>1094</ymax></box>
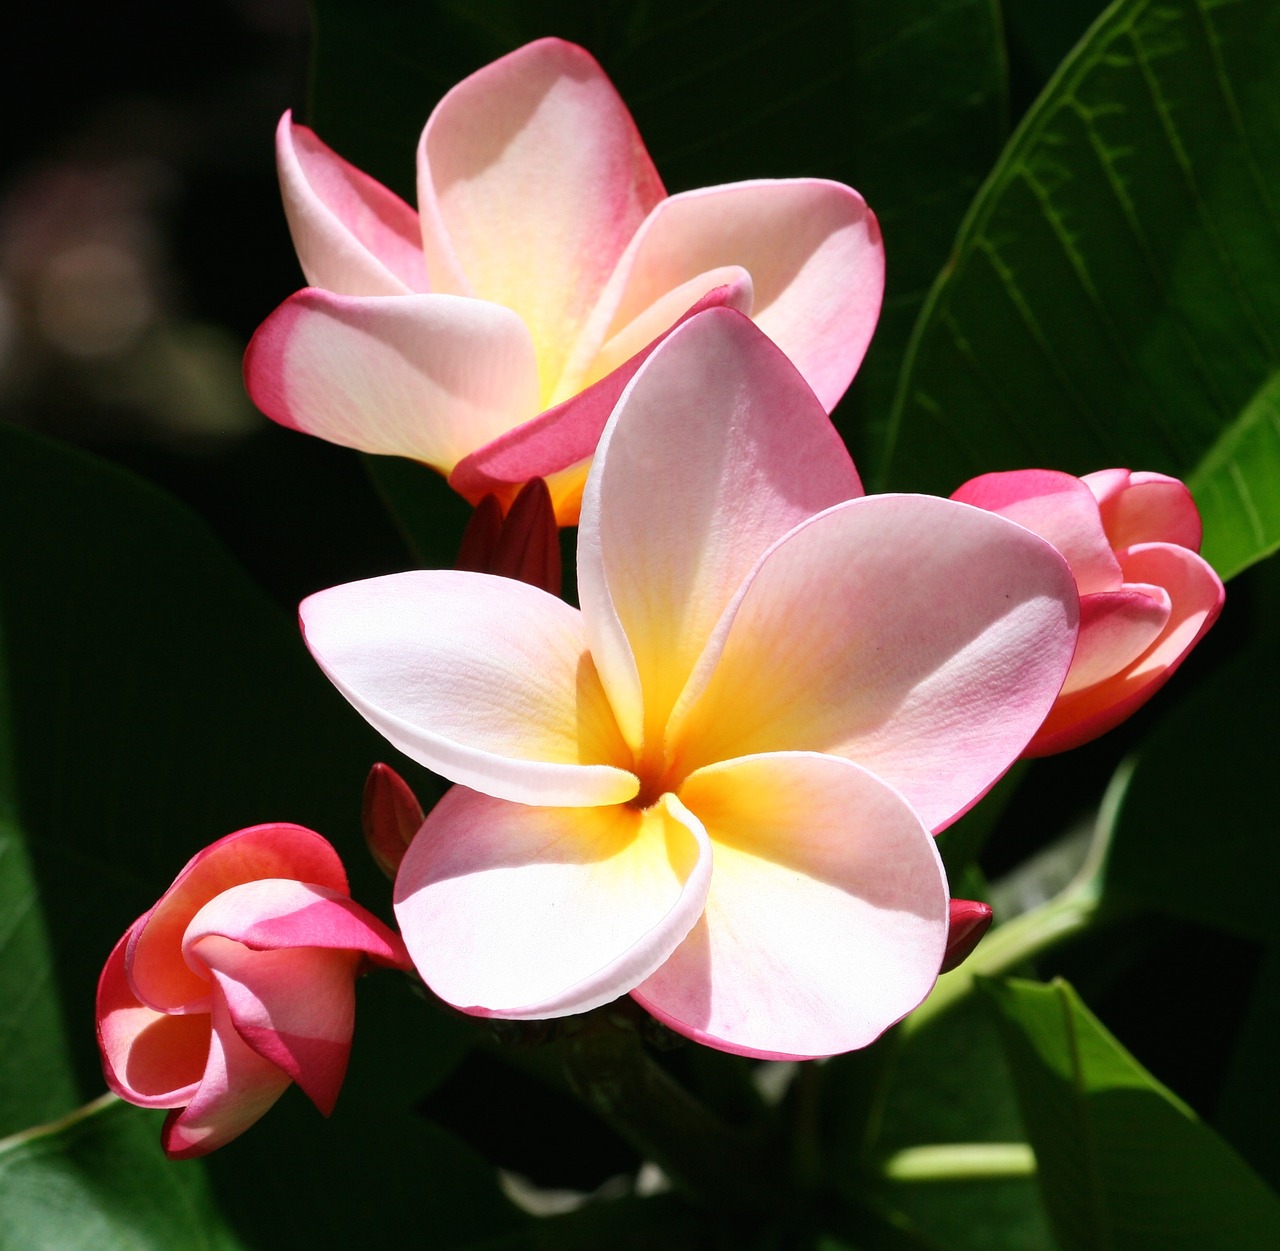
<box><xmin>633</xmin><ymin>753</ymin><xmax>947</xmax><ymax>1059</ymax></box>
<box><xmin>578</xmin><ymin>308</ymin><xmax>862</xmax><ymax>753</ymax></box>
<box><xmin>1084</xmin><ymin>468</ymin><xmax>1203</xmax><ymax>551</ymax></box>
<box><xmin>1062</xmin><ymin>585</ymin><xmax>1171</xmax><ymax>696</ymax></box>
<box><xmin>160</xmin><ymin>990</ymin><xmax>292</xmax><ymax>1160</ymax></box>
<box><xmin>583</xmin><ymin>179</ymin><xmax>884</xmax><ymax>411</ymax></box>
<box><xmin>244</xmin><ymin>289</ymin><xmax>540</xmax><ymax>474</ymax></box>
<box><xmin>128</xmin><ymin>825</ymin><xmax>348</xmax><ymax>1014</ymax></box>
<box><xmin>672</xmin><ymin>495</ymin><xmax>1079</xmax><ymax>832</ymax></box>
<box><xmin>448</xmin><ymin>278</ymin><xmax>754</xmax><ymax>524</ymax></box>
<box><xmin>394</xmin><ymin>786</ymin><xmax>712</xmax><ymax>1018</ymax></box>
<box><xmin>300</xmin><ymin>570</ymin><xmax>637</xmax><ymax>806</ymax></box>
<box><xmin>952</xmin><ymin>469</ymin><xmax>1122</xmax><ymax>596</ymax></box>
<box><xmin>1029</xmin><ymin>541</ymin><xmax>1224</xmax><ymax>754</ymax></box>
<box><xmin>97</xmin><ymin>928</ymin><xmax>209</xmax><ymax>1107</ymax></box>
<box><xmin>184</xmin><ymin>884</ymin><xmax>385</xmax><ymax>1118</ymax></box>
<box><xmin>277</xmin><ymin>112</ymin><xmax>429</xmax><ymax>295</ymax></box>
<box><xmin>417</xmin><ymin>38</ymin><xmax>664</xmax><ymax>400</ymax></box>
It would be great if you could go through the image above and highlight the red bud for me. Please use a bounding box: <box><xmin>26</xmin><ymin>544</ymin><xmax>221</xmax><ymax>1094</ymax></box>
<box><xmin>940</xmin><ymin>899</ymin><xmax>993</xmax><ymax>973</ymax></box>
<box><xmin>362</xmin><ymin>763</ymin><xmax>425</xmax><ymax>878</ymax></box>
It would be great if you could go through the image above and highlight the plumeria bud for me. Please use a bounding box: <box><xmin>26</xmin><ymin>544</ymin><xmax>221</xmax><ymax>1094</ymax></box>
<box><xmin>953</xmin><ymin>468</ymin><xmax>1224</xmax><ymax>754</ymax></box>
<box><xmin>940</xmin><ymin>899</ymin><xmax>994</xmax><ymax>974</ymax></box>
<box><xmin>362</xmin><ymin>762</ymin><xmax>426</xmax><ymax>878</ymax></box>
<box><xmin>96</xmin><ymin>824</ymin><xmax>410</xmax><ymax>1158</ymax></box>
<box><xmin>455</xmin><ymin>478</ymin><xmax>561</xmax><ymax>596</ymax></box>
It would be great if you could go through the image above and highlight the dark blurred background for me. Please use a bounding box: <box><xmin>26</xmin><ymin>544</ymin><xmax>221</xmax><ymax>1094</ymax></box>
<box><xmin>0</xmin><ymin>0</ymin><xmax>414</xmax><ymax>609</ymax></box>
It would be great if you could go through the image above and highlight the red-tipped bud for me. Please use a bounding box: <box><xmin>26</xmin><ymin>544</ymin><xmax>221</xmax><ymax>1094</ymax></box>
<box><xmin>940</xmin><ymin>898</ymin><xmax>993</xmax><ymax>973</ymax></box>
<box><xmin>362</xmin><ymin>763</ymin><xmax>426</xmax><ymax>879</ymax></box>
<box><xmin>455</xmin><ymin>479</ymin><xmax>561</xmax><ymax>597</ymax></box>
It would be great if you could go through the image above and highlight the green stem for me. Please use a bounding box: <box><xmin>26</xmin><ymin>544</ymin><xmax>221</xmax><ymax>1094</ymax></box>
<box><xmin>876</xmin><ymin>1142</ymin><xmax>1036</xmax><ymax>1183</ymax></box>
<box><xmin>559</xmin><ymin>1010</ymin><xmax>786</xmax><ymax>1216</ymax></box>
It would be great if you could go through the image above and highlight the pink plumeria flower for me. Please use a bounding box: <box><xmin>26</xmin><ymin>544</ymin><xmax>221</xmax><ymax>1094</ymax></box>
<box><xmin>952</xmin><ymin>468</ymin><xmax>1224</xmax><ymax>755</ymax></box>
<box><xmin>96</xmin><ymin>824</ymin><xmax>410</xmax><ymax>1158</ymax></box>
<box><xmin>299</xmin><ymin>310</ymin><xmax>1079</xmax><ymax>1060</ymax></box>
<box><xmin>245</xmin><ymin>37</ymin><xmax>884</xmax><ymax>524</ymax></box>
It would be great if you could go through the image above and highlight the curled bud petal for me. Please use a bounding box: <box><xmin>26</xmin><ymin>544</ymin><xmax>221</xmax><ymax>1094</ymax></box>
<box><xmin>362</xmin><ymin>762</ymin><xmax>426</xmax><ymax>878</ymax></box>
<box><xmin>940</xmin><ymin>899</ymin><xmax>994</xmax><ymax>974</ymax></box>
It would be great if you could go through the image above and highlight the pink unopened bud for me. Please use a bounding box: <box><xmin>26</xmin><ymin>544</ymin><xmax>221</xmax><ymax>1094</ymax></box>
<box><xmin>95</xmin><ymin>824</ymin><xmax>410</xmax><ymax>1158</ymax></box>
<box><xmin>455</xmin><ymin>478</ymin><xmax>561</xmax><ymax>596</ymax></box>
<box><xmin>362</xmin><ymin>763</ymin><xmax>426</xmax><ymax>878</ymax></box>
<box><xmin>940</xmin><ymin>899</ymin><xmax>993</xmax><ymax>973</ymax></box>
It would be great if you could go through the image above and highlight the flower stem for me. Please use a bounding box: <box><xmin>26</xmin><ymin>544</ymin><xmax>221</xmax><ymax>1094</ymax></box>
<box><xmin>559</xmin><ymin>1009</ymin><xmax>787</xmax><ymax>1216</ymax></box>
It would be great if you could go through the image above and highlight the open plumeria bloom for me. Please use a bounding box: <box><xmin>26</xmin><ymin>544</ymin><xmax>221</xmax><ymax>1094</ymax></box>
<box><xmin>300</xmin><ymin>311</ymin><xmax>1079</xmax><ymax>1059</ymax></box>
<box><xmin>952</xmin><ymin>468</ymin><xmax>1224</xmax><ymax>754</ymax></box>
<box><xmin>245</xmin><ymin>37</ymin><xmax>883</xmax><ymax>523</ymax></box>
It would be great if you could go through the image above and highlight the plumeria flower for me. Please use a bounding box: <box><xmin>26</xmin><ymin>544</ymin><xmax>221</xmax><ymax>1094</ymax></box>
<box><xmin>245</xmin><ymin>37</ymin><xmax>884</xmax><ymax>523</ymax></box>
<box><xmin>96</xmin><ymin>824</ymin><xmax>410</xmax><ymax>1158</ymax></box>
<box><xmin>952</xmin><ymin>468</ymin><xmax>1224</xmax><ymax>754</ymax></box>
<box><xmin>300</xmin><ymin>310</ymin><xmax>1079</xmax><ymax>1059</ymax></box>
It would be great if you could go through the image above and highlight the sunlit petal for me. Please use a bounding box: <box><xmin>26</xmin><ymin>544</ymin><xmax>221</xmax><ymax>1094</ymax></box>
<box><xmin>395</xmin><ymin>786</ymin><xmax>711</xmax><ymax>1017</ymax></box>
<box><xmin>672</xmin><ymin>495</ymin><xmax>1078</xmax><ymax>832</ymax></box>
<box><xmin>578</xmin><ymin>309</ymin><xmax>862</xmax><ymax>753</ymax></box>
<box><xmin>277</xmin><ymin>112</ymin><xmax>429</xmax><ymax>295</ymax></box>
<box><xmin>634</xmin><ymin>753</ymin><xmax>946</xmax><ymax>1058</ymax></box>
<box><xmin>301</xmin><ymin>570</ymin><xmax>637</xmax><ymax>806</ymax></box>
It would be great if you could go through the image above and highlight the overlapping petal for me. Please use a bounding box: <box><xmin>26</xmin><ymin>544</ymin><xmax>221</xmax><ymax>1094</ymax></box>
<box><xmin>449</xmin><ymin>277</ymin><xmax>755</xmax><ymax>521</ymax></box>
<box><xmin>1031</xmin><ymin>541</ymin><xmax>1224</xmax><ymax>754</ymax></box>
<box><xmin>577</xmin><ymin>309</ymin><xmax>862</xmax><ymax>753</ymax></box>
<box><xmin>1084</xmin><ymin>468</ymin><xmax>1202</xmax><ymax>551</ymax></box>
<box><xmin>670</xmin><ymin>494</ymin><xmax>1079</xmax><ymax>832</ymax></box>
<box><xmin>394</xmin><ymin>785</ymin><xmax>712</xmax><ymax>1018</ymax></box>
<box><xmin>244</xmin><ymin>289</ymin><xmax>540</xmax><ymax>472</ymax></box>
<box><xmin>633</xmin><ymin>753</ymin><xmax>947</xmax><ymax>1059</ymax></box>
<box><xmin>582</xmin><ymin>179</ymin><xmax>884</xmax><ymax>411</ymax></box>
<box><xmin>161</xmin><ymin>992</ymin><xmax>293</xmax><ymax>1160</ymax></box>
<box><xmin>277</xmin><ymin>113</ymin><xmax>429</xmax><ymax>296</ymax></box>
<box><xmin>952</xmin><ymin>469</ymin><xmax>1121</xmax><ymax>596</ymax></box>
<box><xmin>128</xmin><ymin>825</ymin><xmax>349</xmax><ymax>1014</ymax></box>
<box><xmin>417</xmin><ymin>37</ymin><xmax>664</xmax><ymax>399</ymax></box>
<box><xmin>300</xmin><ymin>570</ymin><xmax>637</xmax><ymax>806</ymax></box>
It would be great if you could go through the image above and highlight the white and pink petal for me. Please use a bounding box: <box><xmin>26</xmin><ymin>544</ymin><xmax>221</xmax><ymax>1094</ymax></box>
<box><xmin>670</xmin><ymin>494</ymin><xmax>1079</xmax><ymax>832</ymax></box>
<box><xmin>577</xmin><ymin>309</ymin><xmax>862</xmax><ymax>754</ymax></box>
<box><xmin>244</xmin><ymin>289</ymin><xmax>541</xmax><ymax>474</ymax></box>
<box><xmin>634</xmin><ymin>753</ymin><xmax>947</xmax><ymax>1059</ymax></box>
<box><xmin>300</xmin><ymin>570</ymin><xmax>637</xmax><ymax>807</ymax></box>
<box><xmin>394</xmin><ymin>786</ymin><xmax>712</xmax><ymax>1018</ymax></box>
<box><xmin>277</xmin><ymin>113</ymin><xmax>429</xmax><ymax>296</ymax></box>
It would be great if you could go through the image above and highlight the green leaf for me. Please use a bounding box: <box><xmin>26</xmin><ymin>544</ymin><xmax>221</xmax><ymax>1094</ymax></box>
<box><xmin>0</xmin><ymin>424</ymin><xmax>490</xmax><ymax>1239</ymax></box>
<box><xmin>308</xmin><ymin>0</ymin><xmax>1008</xmax><ymax>469</ymax></box>
<box><xmin>850</xmin><ymin>1001</ymin><xmax>1054</xmax><ymax>1251</ymax></box>
<box><xmin>1098</xmin><ymin>556</ymin><xmax>1280</xmax><ymax>944</ymax></box>
<box><xmin>1187</xmin><ymin>367</ymin><xmax>1280</xmax><ymax>579</ymax></box>
<box><xmin>980</xmin><ymin>976</ymin><xmax>1280</xmax><ymax>1250</ymax></box>
<box><xmin>881</xmin><ymin>0</ymin><xmax>1280</xmax><ymax>579</ymax></box>
<box><xmin>0</xmin><ymin>1096</ymin><xmax>244</xmax><ymax>1251</ymax></box>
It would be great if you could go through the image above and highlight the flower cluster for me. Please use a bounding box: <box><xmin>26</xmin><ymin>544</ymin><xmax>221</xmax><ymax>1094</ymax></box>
<box><xmin>97</xmin><ymin>36</ymin><xmax>1222</xmax><ymax>1152</ymax></box>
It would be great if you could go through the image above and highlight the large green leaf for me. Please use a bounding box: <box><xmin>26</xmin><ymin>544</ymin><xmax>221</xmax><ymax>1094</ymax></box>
<box><xmin>980</xmin><ymin>976</ymin><xmax>1280</xmax><ymax>1250</ymax></box>
<box><xmin>308</xmin><ymin>0</ymin><xmax>1007</xmax><ymax>474</ymax></box>
<box><xmin>0</xmin><ymin>1097</ymin><xmax>243</xmax><ymax>1251</ymax></box>
<box><xmin>1187</xmin><ymin>367</ymin><xmax>1280</xmax><ymax>578</ymax></box>
<box><xmin>881</xmin><ymin>0</ymin><xmax>1280</xmax><ymax>579</ymax></box>
<box><xmin>0</xmin><ymin>423</ymin><xmax>496</xmax><ymax>1243</ymax></box>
